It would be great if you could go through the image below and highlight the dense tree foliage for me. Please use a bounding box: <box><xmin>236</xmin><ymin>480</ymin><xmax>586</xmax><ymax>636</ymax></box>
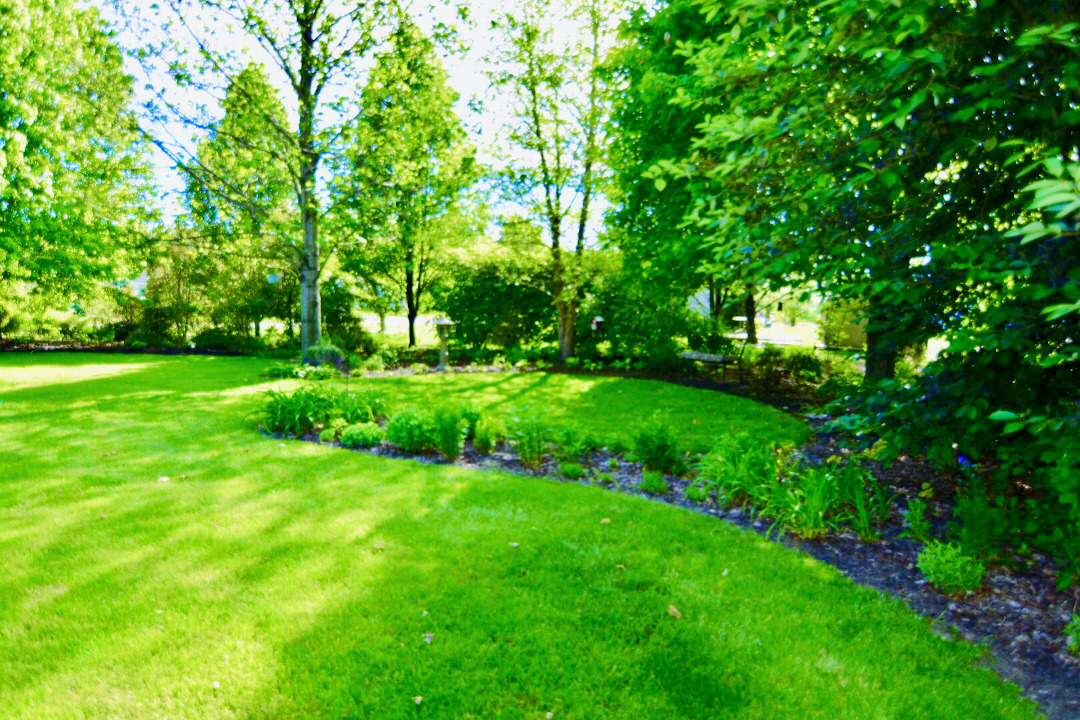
<box><xmin>0</xmin><ymin>0</ymin><xmax>152</xmax><ymax>296</ymax></box>
<box><xmin>626</xmin><ymin>0</ymin><xmax>1079</xmax><ymax>574</ymax></box>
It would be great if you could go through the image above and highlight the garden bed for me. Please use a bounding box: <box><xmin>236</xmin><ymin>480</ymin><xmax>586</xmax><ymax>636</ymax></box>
<box><xmin>266</xmin><ymin>375</ymin><xmax>1080</xmax><ymax>719</ymax></box>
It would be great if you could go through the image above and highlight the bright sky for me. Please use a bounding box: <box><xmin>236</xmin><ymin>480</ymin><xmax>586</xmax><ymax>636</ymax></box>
<box><xmin>92</xmin><ymin>0</ymin><xmax>611</xmax><ymax>237</ymax></box>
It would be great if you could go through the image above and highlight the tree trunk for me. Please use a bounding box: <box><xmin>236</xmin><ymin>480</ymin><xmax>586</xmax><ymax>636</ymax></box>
<box><xmin>378</xmin><ymin>312</ymin><xmax>386</xmax><ymax>334</ymax></box>
<box><xmin>865</xmin><ymin>329</ymin><xmax>898</xmax><ymax>381</ymax></box>
<box><xmin>405</xmin><ymin>247</ymin><xmax>417</xmax><ymax>347</ymax></box>
<box><xmin>297</xmin><ymin>8</ymin><xmax>322</xmax><ymax>358</ymax></box>
<box><xmin>557</xmin><ymin>298</ymin><xmax>576</xmax><ymax>360</ymax></box>
<box><xmin>745</xmin><ymin>287</ymin><xmax>758</xmax><ymax>345</ymax></box>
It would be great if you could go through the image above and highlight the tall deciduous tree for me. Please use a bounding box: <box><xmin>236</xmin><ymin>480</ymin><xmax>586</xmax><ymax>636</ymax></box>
<box><xmin>117</xmin><ymin>0</ymin><xmax>397</xmax><ymax>355</ymax></box>
<box><xmin>332</xmin><ymin>18</ymin><xmax>478</xmax><ymax>347</ymax></box>
<box><xmin>0</xmin><ymin>0</ymin><xmax>152</xmax><ymax>295</ymax></box>
<box><xmin>181</xmin><ymin>63</ymin><xmax>298</xmax><ymax>336</ymax></box>
<box><xmin>489</xmin><ymin>0</ymin><xmax>618</xmax><ymax>360</ymax></box>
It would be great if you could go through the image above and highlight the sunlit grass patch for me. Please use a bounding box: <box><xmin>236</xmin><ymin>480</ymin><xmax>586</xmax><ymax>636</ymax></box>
<box><xmin>0</xmin><ymin>354</ymin><xmax>1039</xmax><ymax>719</ymax></box>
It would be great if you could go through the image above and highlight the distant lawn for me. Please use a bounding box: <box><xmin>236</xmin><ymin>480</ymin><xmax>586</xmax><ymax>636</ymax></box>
<box><xmin>356</xmin><ymin>371</ymin><xmax>810</xmax><ymax>452</ymax></box>
<box><xmin>0</xmin><ymin>354</ymin><xmax>1038</xmax><ymax>719</ymax></box>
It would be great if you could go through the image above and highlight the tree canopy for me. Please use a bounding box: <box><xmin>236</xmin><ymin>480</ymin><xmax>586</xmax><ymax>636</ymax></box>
<box><xmin>0</xmin><ymin>0</ymin><xmax>152</xmax><ymax>295</ymax></box>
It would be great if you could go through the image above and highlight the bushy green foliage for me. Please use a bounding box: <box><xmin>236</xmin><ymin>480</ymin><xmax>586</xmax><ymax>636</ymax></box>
<box><xmin>559</xmin><ymin>462</ymin><xmax>585</xmax><ymax>480</ymax></box>
<box><xmin>434</xmin><ymin>255</ymin><xmax>554</xmax><ymax>349</ymax></box>
<box><xmin>255</xmin><ymin>386</ymin><xmax>338</xmax><ymax>437</ymax></box>
<box><xmin>683</xmin><ymin>481</ymin><xmax>710</xmax><ymax>503</ymax></box>
<box><xmin>1067</xmin><ymin>615</ymin><xmax>1080</xmax><ymax>656</ymax></box>
<box><xmin>828</xmin><ymin>376</ymin><xmax>1079</xmax><ymax>580</ymax></box>
<box><xmin>699</xmin><ymin>434</ymin><xmax>784</xmax><ymax>508</ymax></box>
<box><xmin>255</xmin><ymin>386</ymin><xmax>388</xmax><ymax>437</ymax></box>
<box><xmin>433</xmin><ymin>406</ymin><xmax>466</xmax><ymax>461</ymax></box>
<box><xmin>319</xmin><ymin>427</ymin><xmax>339</xmax><ymax>443</ymax></box>
<box><xmin>385</xmin><ymin>408</ymin><xmax>436</xmax><ymax>453</ymax></box>
<box><xmin>607</xmin><ymin>436</ymin><xmax>631</xmax><ymax>456</ymax></box>
<box><xmin>950</xmin><ymin>481</ymin><xmax>1013</xmax><ymax>560</ymax></box>
<box><xmin>640</xmin><ymin>470</ymin><xmax>669</xmax><ymax>495</ymax></box>
<box><xmin>784</xmin><ymin>349</ymin><xmax>825</xmax><ymax>384</ymax></box>
<box><xmin>686</xmin><ymin>314</ymin><xmax>735</xmax><ymax>355</ymax></box>
<box><xmin>750</xmin><ymin>346</ymin><xmax>787</xmax><ymax>393</ymax></box>
<box><xmin>334</xmin><ymin>388</ymin><xmax>389</xmax><ymax>424</ymax></box>
<box><xmin>633</xmin><ymin>413</ymin><xmax>685</xmax><ymax>474</ymax></box>
<box><xmin>339</xmin><ymin>422</ymin><xmax>384</xmax><ymax>449</ymax></box>
<box><xmin>554</xmin><ymin>425</ymin><xmax>594</xmax><ymax>462</ymax></box>
<box><xmin>263</xmin><ymin>364</ymin><xmax>296</xmax><ymax>379</ymax></box>
<box><xmin>576</xmin><ymin>269</ymin><xmax>693</xmax><ymax>373</ymax></box>
<box><xmin>917</xmin><ymin>542</ymin><xmax>986</xmax><ymax>595</ymax></box>
<box><xmin>817</xmin><ymin>369</ymin><xmax>862</xmax><ymax>402</ymax></box>
<box><xmin>836</xmin><ymin>459</ymin><xmax>881</xmax><ymax>543</ymax></box>
<box><xmin>190</xmin><ymin>328</ymin><xmax>265</xmax><ymax>353</ymax></box>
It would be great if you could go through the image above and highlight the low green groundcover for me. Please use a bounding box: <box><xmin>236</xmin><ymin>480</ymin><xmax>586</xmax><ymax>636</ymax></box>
<box><xmin>0</xmin><ymin>354</ymin><xmax>1038</xmax><ymax>719</ymax></box>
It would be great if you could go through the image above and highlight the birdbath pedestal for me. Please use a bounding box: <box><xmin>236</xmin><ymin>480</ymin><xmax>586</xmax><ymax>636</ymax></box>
<box><xmin>434</xmin><ymin>318</ymin><xmax>455</xmax><ymax>371</ymax></box>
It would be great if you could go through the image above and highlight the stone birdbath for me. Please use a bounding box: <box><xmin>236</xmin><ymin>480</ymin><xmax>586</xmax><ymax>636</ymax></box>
<box><xmin>433</xmin><ymin>318</ymin><xmax>455</xmax><ymax>371</ymax></box>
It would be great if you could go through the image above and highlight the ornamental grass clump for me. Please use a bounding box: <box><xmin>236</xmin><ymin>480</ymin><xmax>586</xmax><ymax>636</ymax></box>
<box><xmin>433</xmin><ymin>406</ymin><xmax>466</xmax><ymax>461</ymax></box>
<box><xmin>772</xmin><ymin>465</ymin><xmax>841</xmax><ymax>540</ymax></box>
<box><xmin>510</xmin><ymin>409</ymin><xmax>550</xmax><ymax>471</ymax></box>
<box><xmin>473</xmin><ymin>416</ymin><xmax>502</xmax><ymax>455</ymax></box>
<box><xmin>633</xmin><ymin>413</ymin><xmax>685</xmax><ymax>475</ymax></box>
<box><xmin>917</xmin><ymin>541</ymin><xmax>986</xmax><ymax>594</ymax></box>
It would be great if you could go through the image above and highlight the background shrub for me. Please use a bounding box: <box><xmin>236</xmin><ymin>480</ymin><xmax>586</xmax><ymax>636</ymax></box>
<box><xmin>305</xmin><ymin>342</ymin><xmax>345</xmax><ymax>366</ymax></box>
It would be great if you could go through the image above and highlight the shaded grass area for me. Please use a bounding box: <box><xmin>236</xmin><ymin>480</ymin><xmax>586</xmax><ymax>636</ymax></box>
<box><xmin>356</xmin><ymin>371</ymin><xmax>810</xmax><ymax>452</ymax></box>
<box><xmin>0</xmin><ymin>354</ymin><xmax>1039</xmax><ymax>719</ymax></box>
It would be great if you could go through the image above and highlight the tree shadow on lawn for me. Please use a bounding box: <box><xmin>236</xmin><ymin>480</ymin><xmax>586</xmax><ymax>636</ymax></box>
<box><xmin>248</xmin><ymin>478</ymin><xmax>1037</xmax><ymax>720</ymax></box>
<box><xmin>0</xmin><ymin>448</ymin><xmax>464</xmax><ymax>712</ymax></box>
<box><xmin>362</xmin><ymin>371</ymin><xmax>809</xmax><ymax>452</ymax></box>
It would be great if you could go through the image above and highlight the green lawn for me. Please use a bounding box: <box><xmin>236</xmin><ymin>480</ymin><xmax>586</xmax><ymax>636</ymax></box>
<box><xmin>357</xmin><ymin>371</ymin><xmax>810</xmax><ymax>452</ymax></box>
<box><xmin>0</xmin><ymin>354</ymin><xmax>1038</xmax><ymax>719</ymax></box>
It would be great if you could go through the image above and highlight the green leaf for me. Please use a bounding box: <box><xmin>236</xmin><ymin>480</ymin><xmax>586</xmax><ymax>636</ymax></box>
<box><xmin>988</xmin><ymin>410</ymin><xmax>1021</xmax><ymax>421</ymax></box>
